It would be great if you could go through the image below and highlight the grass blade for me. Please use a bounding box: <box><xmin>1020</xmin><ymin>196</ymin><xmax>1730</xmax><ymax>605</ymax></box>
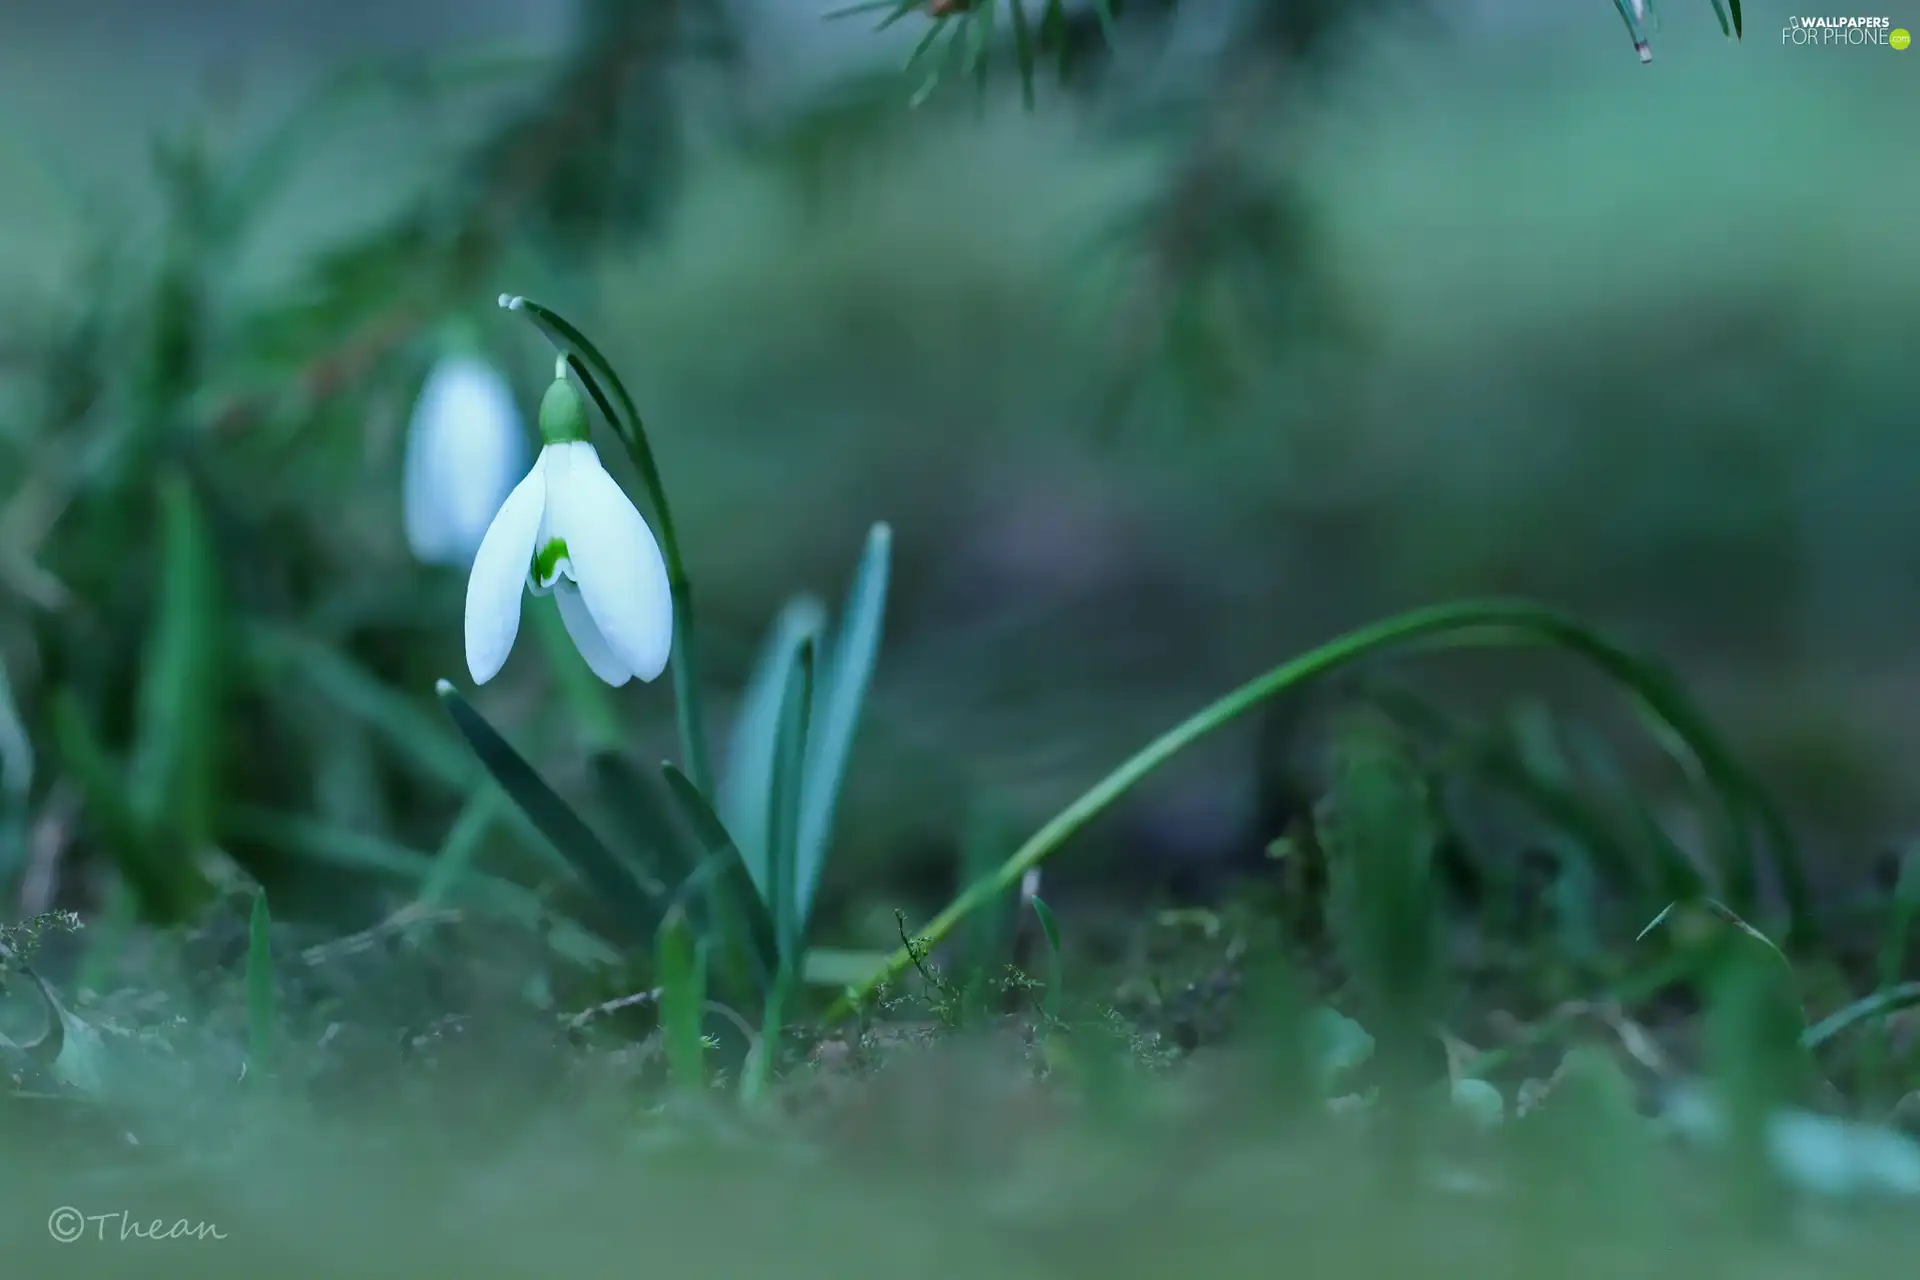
<box><xmin>796</xmin><ymin>523</ymin><xmax>890</xmax><ymax>926</ymax></box>
<box><xmin>1801</xmin><ymin>981</ymin><xmax>1920</xmax><ymax>1053</ymax></box>
<box><xmin>823</xmin><ymin>0</ymin><xmax>908</xmax><ymax>17</ymax></box>
<box><xmin>719</xmin><ymin>598</ymin><xmax>826</xmax><ymax>899</ymax></box>
<box><xmin>1319</xmin><ymin>713</ymin><xmax>1443</xmax><ymax>1098</ymax></box>
<box><xmin>1009</xmin><ymin>0</ymin><xmax>1037</xmax><ymax>109</ymax></box>
<box><xmin>50</xmin><ymin>692</ymin><xmax>207</xmax><ymax>922</ymax></box>
<box><xmin>767</xmin><ymin>639</ymin><xmax>816</xmax><ymax>965</ymax></box>
<box><xmin>242</xmin><ymin>625</ymin><xmax>575</xmax><ymax>878</ymax></box>
<box><xmin>906</xmin><ymin>15</ymin><xmax>951</xmax><ymax>69</ymax></box>
<box><xmin>415</xmin><ymin>789</ymin><xmax>498</xmax><ymax>912</ymax></box>
<box><xmin>246</xmin><ymin>891</ymin><xmax>278</xmax><ymax>1079</ymax></box>
<box><xmin>436</xmin><ymin>680</ymin><xmax>664</xmax><ymax>945</ymax></box>
<box><xmin>660</xmin><ymin>763</ymin><xmax>781</xmax><ymax>997</ymax></box>
<box><xmin>0</xmin><ymin>655</ymin><xmax>31</xmax><ymax>885</ymax></box>
<box><xmin>242</xmin><ymin>622</ymin><xmax>475</xmax><ymax>790</ymax></box>
<box><xmin>129</xmin><ymin>472</ymin><xmax>222</xmax><ymax>852</ymax></box>
<box><xmin>656</xmin><ymin>906</ymin><xmax>708</xmax><ymax>1096</ymax></box>
<box><xmin>1030</xmin><ymin>895</ymin><xmax>1062</xmax><ymax>1021</ymax></box>
<box><xmin>968</xmin><ymin>1</ymin><xmax>996</xmax><ymax>89</ymax></box>
<box><xmin>828</xmin><ymin>599</ymin><xmax>1799</xmax><ymax>1018</ymax></box>
<box><xmin>873</xmin><ymin>0</ymin><xmax>924</xmax><ymax>32</ymax></box>
<box><xmin>591</xmin><ymin>753</ymin><xmax>702</xmax><ymax>889</ymax></box>
<box><xmin>497</xmin><ymin>294</ymin><xmax>714</xmax><ymax>800</ymax></box>
<box><xmin>1089</xmin><ymin>0</ymin><xmax>1118</xmax><ymax>47</ymax></box>
<box><xmin>224</xmin><ymin>805</ymin><xmax>619</xmax><ymax>967</ymax></box>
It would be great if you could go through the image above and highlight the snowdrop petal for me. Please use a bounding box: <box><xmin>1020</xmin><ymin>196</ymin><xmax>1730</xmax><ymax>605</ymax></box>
<box><xmin>548</xmin><ymin>444</ymin><xmax>673</xmax><ymax>683</ymax></box>
<box><xmin>463</xmin><ymin>456</ymin><xmax>548</xmax><ymax>684</ymax></box>
<box><xmin>403</xmin><ymin>357</ymin><xmax>528</xmax><ymax>567</ymax></box>
<box><xmin>555</xmin><ymin>584</ymin><xmax>633</xmax><ymax>687</ymax></box>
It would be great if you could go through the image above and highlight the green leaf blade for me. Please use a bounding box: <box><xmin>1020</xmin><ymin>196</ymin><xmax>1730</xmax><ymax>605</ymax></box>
<box><xmin>767</xmin><ymin>640</ymin><xmax>817</xmax><ymax>965</ymax></box>
<box><xmin>246</xmin><ymin>891</ymin><xmax>278</xmax><ymax>1079</ymax></box>
<box><xmin>497</xmin><ymin>294</ymin><xmax>713</xmax><ymax>800</ymax></box>
<box><xmin>661</xmin><ymin>763</ymin><xmax>781</xmax><ymax>997</ymax></box>
<box><xmin>436</xmin><ymin>680</ymin><xmax>664</xmax><ymax>945</ymax></box>
<box><xmin>796</xmin><ymin>523</ymin><xmax>891</xmax><ymax>925</ymax></box>
<box><xmin>656</xmin><ymin>907</ymin><xmax>708</xmax><ymax>1096</ymax></box>
<box><xmin>720</xmin><ymin>598</ymin><xmax>827</xmax><ymax>899</ymax></box>
<box><xmin>129</xmin><ymin>472</ymin><xmax>223</xmax><ymax>852</ymax></box>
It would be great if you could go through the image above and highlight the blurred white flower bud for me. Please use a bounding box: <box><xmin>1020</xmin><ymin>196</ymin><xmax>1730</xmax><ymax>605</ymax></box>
<box><xmin>402</xmin><ymin>353</ymin><xmax>530</xmax><ymax>568</ymax></box>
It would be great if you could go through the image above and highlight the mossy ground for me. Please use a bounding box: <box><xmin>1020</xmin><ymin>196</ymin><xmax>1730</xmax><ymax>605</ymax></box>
<box><xmin>6</xmin><ymin>861</ymin><xmax>1920</xmax><ymax>1280</ymax></box>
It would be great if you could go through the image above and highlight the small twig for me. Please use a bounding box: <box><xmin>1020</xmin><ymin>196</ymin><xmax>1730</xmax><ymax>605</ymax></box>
<box><xmin>299</xmin><ymin>903</ymin><xmax>463</xmax><ymax>965</ymax></box>
<box><xmin>564</xmin><ymin>988</ymin><xmax>663</xmax><ymax>1032</ymax></box>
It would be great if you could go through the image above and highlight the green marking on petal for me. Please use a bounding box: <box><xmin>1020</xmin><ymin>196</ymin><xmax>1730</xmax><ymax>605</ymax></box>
<box><xmin>532</xmin><ymin>537</ymin><xmax>570</xmax><ymax>587</ymax></box>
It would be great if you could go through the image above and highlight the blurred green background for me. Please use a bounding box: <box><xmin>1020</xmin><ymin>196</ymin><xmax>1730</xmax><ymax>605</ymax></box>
<box><xmin>1</xmin><ymin>0</ymin><xmax>1915</xmax><ymax>954</ymax></box>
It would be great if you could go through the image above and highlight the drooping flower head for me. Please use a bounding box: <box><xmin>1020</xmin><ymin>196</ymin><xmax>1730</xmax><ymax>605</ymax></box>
<box><xmin>463</xmin><ymin>359</ymin><xmax>673</xmax><ymax>687</ymax></box>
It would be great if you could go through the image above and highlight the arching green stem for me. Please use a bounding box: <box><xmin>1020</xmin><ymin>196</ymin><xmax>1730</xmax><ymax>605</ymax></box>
<box><xmin>826</xmin><ymin>598</ymin><xmax>1806</xmax><ymax>1020</ymax></box>
<box><xmin>498</xmin><ymin>295</ymin><xmax>714</xmax><ymax>799</ymax></box>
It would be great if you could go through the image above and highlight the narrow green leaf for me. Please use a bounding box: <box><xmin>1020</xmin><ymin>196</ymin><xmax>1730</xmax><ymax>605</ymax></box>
<box><xmin>767</xmin><ymin>640</ymin><xmax>816</xmax><ymax>964</ymax></box>
<box><xmin>1089</xmin><ymin>0</ymin><xmax>1118</xmax><ymax>47</ymax></box>
<box><xmin>1613</xmin><ymin>0</ymin><xmax>1651</xmax><ymax>58</ymax></box>
<box><xmin>0</xmin><ymin>653</ymin><xmax>30</xmax><ymax>802</ymax></box>
<box><xmin>1707</xmin><ymin>0</ymin><xmax>1732</xmax><ymax>36</ymax></box>
<box><xmin>958</xmin><ymin>799</ymin><xmax>1017</xmax><ymax>987</ymax></box>
<box><xmin>1801</xmin><ymin>981</ymin><xmax>1920</xmax><ymax>1053</ymax></box>
<box><xmin>873</xmin><ymin>0</ymin><xmax>925</xmax><ymax>32</ymax></box>
<box><xmin>1361</xmin><ymin>619</ymin><xmax>1804</xmax><ymax>943</ymax></box>
<box><xmin>497</xmin><ymin>295</ymin><xmax>713</xmax><ymax>800</ymax></box>
<box><xmin>657</xmin><ymin>907</ymin><xmax>708</xmax><ymax>1096</ymax></box>
<box><xmin>243</xmin><ymin>625</ymin><xmax>572</xmax><ymax>879</ymax></box>
<box><xmin>1030</xmin><ymin>894</ymin><xmax>1063</xmax><ymax>1021</ymax></box>
<box><xmin>906</xmin><ymin>15</ymin><xmax>953</xmax><ymax>81</ymax></box>
<box><xmin>436</xmin><ymin>680</ymin><xmax>664</xmax><ymax>944</ymax></box>
<box><xmin>50</xmin><ymin>693</ymin><xmax>207</xmax><ymax>922</ymax></box>
<box><xmin>823</xmin><ymin>0</ymin><xmax>905</xmax><ymax>16</ymax></box>
<box><xmin>719</xmin><ymin>598</ymin><xmax>826</xmax><ymax>898</ymax></box>
<box><xmin>416</xmin><ymin>789</ymin><xmax>498</xmax><ymax>912</ymax></box>
<box><xmin>223</xmin><ymin>804</ymin><xmax>619</xmax><ymax>967</ymax></box>
<box><xmin>1041</xmin><ymin>0</ymin><xmax>1071</xmax><ymax>79</ymax></box>
<box><xmin>796</xmin><ymin>524</ymin><xmax>891</xmax><ymax>925</ymax></box>
<box><xmin>129</xmin><ymin>472</ymin><xmax>222</xmax><ymax>850</ymax></box>
<box><xmin>246</xmin><ymin>891</ymin><xmax>278</xmax><ymax>1078</ymax></box>
<box><xmin>968</xmin><ymin>2</ymin><xmax>996</xmax><ymax>85</ymax></box>
<box><xmin>1318</xmin><ymin>713</ymin><xmax>1443</xmax><ymax>1089</ymax></box>
<box><xmin>592</xmin><ymin>753</ymin><xmax>703</xmax><ymax>889</ymax></box>
<box><xmin>1009</xmin><ymin>0</ymin><xmax>1038</xmax><ymax>109</ymax></box>
<box><xmin>660</xmin><ymin>763</ymin><xmax>781</xmax><ymax>995</ymax></box>
<box><xmin>829</xmin><ymin>599</ymin><xmax>1800</xmax><ymax>1018</ymax></box>
<box><xmin>242</xmin><ymin>623</ymin><xmax>475</xmax><ymax>790</ymax></box>
<box><xmin>0</xmin><ymin>655</ymin><xmax>31</xmax><ymax>885</ymax></box>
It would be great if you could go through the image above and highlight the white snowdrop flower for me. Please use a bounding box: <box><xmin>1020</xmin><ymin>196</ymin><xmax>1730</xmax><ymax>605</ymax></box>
<box><xmin>403</xmin><ymin>354</ymin><xmax>530</xmax><ymax>568</ymax></box>
<box><xmin>463</xmin><ymin>360</ymin><xmax>673</xmax><ymax>688</ymax></box>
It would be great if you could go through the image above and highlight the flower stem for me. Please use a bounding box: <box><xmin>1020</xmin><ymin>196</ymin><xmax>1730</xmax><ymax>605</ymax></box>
<box><xmin>825</xmin><ymin>598</ymin><xmax>1802</xmax><ymax>1020</ymax></box>
<box><xmin>500</xmin><ymin>295</ymin><xmax>715</xmax><ymax>797</ymax></box>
